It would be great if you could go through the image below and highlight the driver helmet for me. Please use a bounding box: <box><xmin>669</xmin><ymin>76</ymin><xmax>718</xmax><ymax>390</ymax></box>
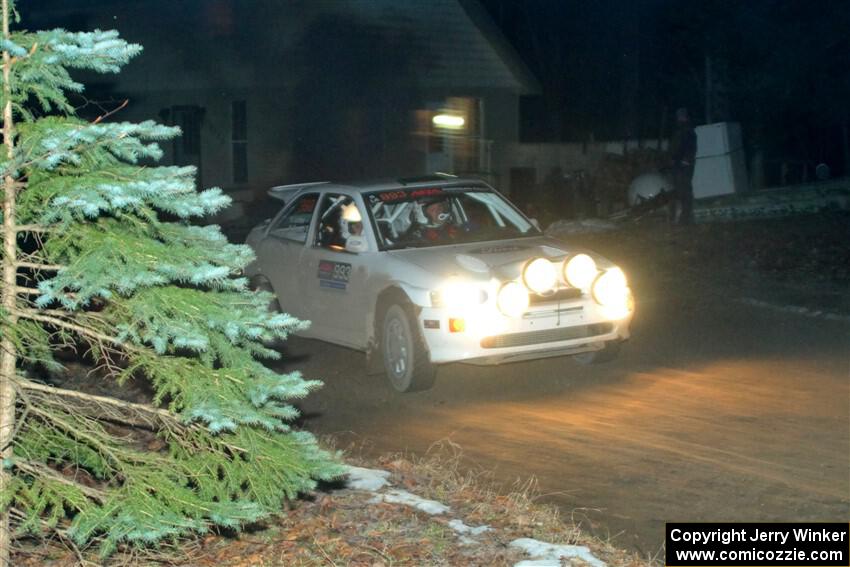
<box><xmin>415</xmin><ymin>197</ymin><xmax>451</xmax><ymax>227</ymax></box>
<box><xmin>339</xmin><ymin>202</ymin><xmax>363</xmax><ymax>240</ymax></box>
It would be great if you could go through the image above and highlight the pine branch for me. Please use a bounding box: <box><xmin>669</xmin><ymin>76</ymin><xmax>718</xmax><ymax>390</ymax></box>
<box><xmin>15</xmin><ymin>261</ymin><xmax>63</xmax><ymax>271</ymax></box>
<box><xmin>13</xmin><ymin>286</ymin><xmax>40</xmax><ymax>296</ymax></box>
<box><xmin>16</xmin><ymin>250</ymin><xmax>51</xmax><ymax>265</ymax></box>
<box><xmin>15</xmin><ymin>118</ymin><xmax>173</xmax><ymax>175</ymax></box>
<box><xmin>12</xmin><ymin>459</ymin><xmax>106</xmax><ymax>503</ymax></box>
<box><xmin>24</xmin><ymin>404</ymin><xmax>123</xmax><ymax>470</ymax></box>
<box><xmin>8</xmin><ymin>507</ymin><xmax>64</xmax><ymax>538</ymax></box>
<box><xmin>12</xmin><ymin>224</ymin><xmax>50</xmax><ymax>233</ymax></box>
<box><xmin>12</xmin><ymin>377</ymin><xmax>250</xmax><ymax>458</ymax></box>
<box><xmin>91</xmin><ymin>99</ymin><xmax>127</xmax><ymax>125</ymax></box>
<box><xmin>15</xmin><ymin>309</ymin><xmax>132</xmax><ymax>352</ymax></box>
<box><xmin>9</xmin><ymin>507</ymin><xmax>97</xmax><ymax>567</ymax></box>
<box><xmin>13</xmin><ymin>377</ymin><xmax>179</xmax><ymax>432</ymax></box>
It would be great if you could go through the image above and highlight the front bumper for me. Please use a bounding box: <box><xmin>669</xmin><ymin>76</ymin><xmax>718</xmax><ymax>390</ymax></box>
<box><xmin>419</xmin><ymin>296</ymin><xmax>632</xmax><ymax>365</ymax></box>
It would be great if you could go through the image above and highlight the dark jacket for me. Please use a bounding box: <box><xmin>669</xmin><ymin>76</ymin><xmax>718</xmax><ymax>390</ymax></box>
<box><xmin>670</xmin><ymin>123</ymin><xmax>697</xmax><ymax>168</ymax></box>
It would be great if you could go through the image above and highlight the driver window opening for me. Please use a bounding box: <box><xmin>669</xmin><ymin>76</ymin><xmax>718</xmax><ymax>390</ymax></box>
<box><xmin>315</xmin><ymin>194</ymin><xmax>365</xmax><ymax>252</ymax></box>
<box><xmin>268</xmin><ymin>193</ymin><xmax>318</xmax><ymax>242</ymax></box>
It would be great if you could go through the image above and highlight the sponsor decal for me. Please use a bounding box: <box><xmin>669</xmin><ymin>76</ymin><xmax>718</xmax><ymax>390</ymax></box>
<box><xmin>409</xmin><ymin>187</ymin><xmax>445</xmax><ymax>199</ymax></box>
<box><xmin>317</xmin><ymin>260</ymin><xmax>351</xmax><ymax>291</ymax></box>
<box><xmin>371</xmin><ymin>187</ymin><xmax>446</xmax><ymax>204</ymax></box>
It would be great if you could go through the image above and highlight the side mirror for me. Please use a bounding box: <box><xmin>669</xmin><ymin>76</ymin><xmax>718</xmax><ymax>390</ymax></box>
<box><xmin>345</xmin><ymin>235</ymin><xmax>369</xmax><ymax>254</ymax></box>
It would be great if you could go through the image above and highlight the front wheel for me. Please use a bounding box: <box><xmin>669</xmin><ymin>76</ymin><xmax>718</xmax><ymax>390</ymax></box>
<box><xmin>573</xmin><ymin>341</ymin><xmax>621</xmax><ymax>365</ymax></box>
<box><xmin>250</xmin><ymin>275</ymin><xmax>281</xmax><ymax>313</ymax></box>
<box><xmin>381</xmin><ymin>304</ymin><xmax>436</xmax><ymax>392</ymax></box>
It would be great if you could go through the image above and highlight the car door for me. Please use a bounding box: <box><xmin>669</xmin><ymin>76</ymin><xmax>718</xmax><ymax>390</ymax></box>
<box><xmin>299</xmin><ymin>192</ymin><xmax>373</xmax><ymax>349</ymax></box>
<box><xmin>255</xmin><ymin>192</ymin><xmax>319</xmax><ymax>322</ymax></box>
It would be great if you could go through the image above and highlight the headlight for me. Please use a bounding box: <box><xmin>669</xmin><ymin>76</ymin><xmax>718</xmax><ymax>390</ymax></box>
<box><xmin>522</xmin><ymin>258</ymin><xmax>557</xmax><ymax>294</ymax></box>
<box><xmin>497</xmin><ymin>282</ymin><xmax>529</xmax><ymax>317</ymax></box>
<box><xmin>592</xmin><ymin>267</ymin><xmax>629</xmax><ymax>307</ymax></box>
<box><xmin>431</xmin><ymin>281</ymin><xmax>486</xmax><ymax>308</ymax></box>
<box><xmin>563</xmin><ymin>253</ymin><xmax>597</xmax><ymax>289</ymax></box>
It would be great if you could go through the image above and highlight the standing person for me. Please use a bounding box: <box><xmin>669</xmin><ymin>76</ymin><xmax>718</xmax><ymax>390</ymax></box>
<box><xmin>669</xmin><ymin>107</ymin><xmax>697</xmax><ymax>225</ymax></box>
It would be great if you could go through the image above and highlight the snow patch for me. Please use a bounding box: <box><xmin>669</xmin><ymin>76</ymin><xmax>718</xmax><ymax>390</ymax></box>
<box><xmin>341</xmin><ymin>465</ymin><xmax>608</xmax><ymax>565</ymax></box>
<box><xmin>344</xmin><ymin>465</ymin><xmax>390</xmax><ymax>491</ymax></box>
<box><xmin>448</xmin><ymin>519</ymin><xmax>492</xmax><ymax>536</ymax></box>
<box><xmin>369</xmin><ymin>489</ymin><xmax>450</xmax><ymax>515</ymax></box>
<box><xmin>510</xmin><ymin>538</ymin><xmax>606</xmax><ymax>567</ymax></box>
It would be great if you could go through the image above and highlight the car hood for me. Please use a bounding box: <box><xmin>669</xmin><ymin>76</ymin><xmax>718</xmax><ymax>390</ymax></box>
<box><xmin>386</xmin><ymin>236</ymin><xmax>607</xmax><ymax>281</ymax></box>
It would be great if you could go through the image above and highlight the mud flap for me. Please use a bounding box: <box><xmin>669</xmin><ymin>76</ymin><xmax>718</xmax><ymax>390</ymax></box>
<box><xmin>365</xmin><ymin>342</ymin><xmax>383</xmax><ymax>375</ymax></box>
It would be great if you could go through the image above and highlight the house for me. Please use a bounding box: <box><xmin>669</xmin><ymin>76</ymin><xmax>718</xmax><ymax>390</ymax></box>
<box><xmin>27</xmin><ymin>0</ymin><xmax>539</xmax><ymax>228</ymax></box>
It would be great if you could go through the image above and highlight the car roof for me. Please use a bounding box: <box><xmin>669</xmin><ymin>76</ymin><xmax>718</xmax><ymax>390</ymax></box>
<box><xmin>268</xmin><ymin>174</ymin><xmax>493</xmax><ymax>199</ymax></box>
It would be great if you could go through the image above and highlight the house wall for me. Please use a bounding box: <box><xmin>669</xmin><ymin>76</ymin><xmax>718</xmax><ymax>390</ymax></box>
<box><xmin>116</xmin><ymin>85</ymin><xmax>523</xmax><ymax>230</ymax></box>
<box><xmin>27</xmin><ymin>0</ymin><xmax>535</xmax><ymax>230</ymax></box>
<box><xmin>483</xmin><ymin>90</ymin><xmax>520</xmax><ymax>190</ymax></box>
<box><xmin>113</xmin><ymin>91</ymin><xmax>287</xmax><ymax>196</ymax></box>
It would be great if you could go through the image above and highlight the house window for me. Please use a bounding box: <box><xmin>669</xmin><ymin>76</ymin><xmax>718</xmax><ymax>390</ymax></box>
<box><xmin>232</xmin><ymin>100</ymin><xmax>247</xmax><ymax>183</ymax></box>
<box><xmin>169</xmin><ymin>105</ymin><xmax>203</xmax><ymax>163</ymax></box>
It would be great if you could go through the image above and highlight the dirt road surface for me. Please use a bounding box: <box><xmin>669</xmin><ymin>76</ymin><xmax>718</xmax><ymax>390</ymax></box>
<box><xmin>275</xmin><ymin>223</ymin><xmax>850</xmax><ymax>556</ymax></box>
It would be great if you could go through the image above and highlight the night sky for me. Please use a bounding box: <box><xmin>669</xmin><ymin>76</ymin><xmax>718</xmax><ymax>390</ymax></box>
<box><xmin>480</xmin><ymin>0</ymin><xmax>849</xmax><ymax>176</ymax></box>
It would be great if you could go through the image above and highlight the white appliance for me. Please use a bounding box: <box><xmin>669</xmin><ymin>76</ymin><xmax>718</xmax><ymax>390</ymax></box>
<box><xmin>693</xmin><ymin>122</ymin><xmax>749</xmax><ymax>198</ymax></box>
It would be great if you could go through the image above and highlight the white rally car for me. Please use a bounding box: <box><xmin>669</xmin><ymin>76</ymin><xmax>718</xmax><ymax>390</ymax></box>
<box><xmin>245</xmin><ymin>175</ymin><xmax>633</xmax><ymax>392</ymax></box>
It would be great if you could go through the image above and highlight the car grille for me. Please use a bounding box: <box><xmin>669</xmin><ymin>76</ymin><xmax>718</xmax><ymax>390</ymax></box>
<box><xmin>480</xmin><ymin>323</ymin><xmax>613</xmax><ymax>349</ymax></box>
<box><xmin>528</xmin><ymin>288</ymin><xmax>582</xmax><ymax>304</ymax></box>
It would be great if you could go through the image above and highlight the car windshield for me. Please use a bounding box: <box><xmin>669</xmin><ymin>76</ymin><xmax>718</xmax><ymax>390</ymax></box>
<box><xmin>365</xmin><ymin>186</ymin><xmax>540</xmax><ymax>250</ymax></box>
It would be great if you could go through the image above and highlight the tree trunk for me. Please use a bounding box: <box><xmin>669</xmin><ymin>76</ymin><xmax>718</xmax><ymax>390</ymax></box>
<box><xmin>705</xmin><ymin>54</ymin><xmax>713</xmax><ymax>125</ymax></box>
<box><xmin>0</xmin><ymin>0</ymin><xmax>18</xmax><ymax>563</ymax></box>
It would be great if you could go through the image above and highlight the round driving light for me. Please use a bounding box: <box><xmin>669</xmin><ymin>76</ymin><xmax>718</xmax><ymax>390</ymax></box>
<box><xmin>497</xmin><ymin>282</ymin><xmax>529</xmax><ymax>317</ymax></box>
<box><xmin>436</xmin><ymin>282</ymin><xmax>485</xmax><ymax>309</ymax></box>
<box><xmin>592</xmin><ymin>267</ymin><xmax>629</xmax><ymax>307</ymax></box>
<box><xmin>564</xmin><ymin>254</ymin><xmax>597</xmax><ymax>289</ymax></box>
<box><xmin>522</xmin><ymin>258</ymin><xmax>557</xmax><ymax>294</ymax></box>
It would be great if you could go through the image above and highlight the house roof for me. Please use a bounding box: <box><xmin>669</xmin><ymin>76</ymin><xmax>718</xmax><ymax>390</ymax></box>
<box><xmin>25</xmin><ymin>0</ymin><xmax>540</xmax><ymax>95</ymax></box>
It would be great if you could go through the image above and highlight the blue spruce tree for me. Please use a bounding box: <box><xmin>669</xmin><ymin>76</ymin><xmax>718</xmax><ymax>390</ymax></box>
<box><xmin>0</xmin><ymin>2</ymin><xmax>341</xmax><ymax>561</ymax></box>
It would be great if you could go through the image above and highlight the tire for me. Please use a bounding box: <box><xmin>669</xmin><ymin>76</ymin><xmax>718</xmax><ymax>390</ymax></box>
<box><xmin>250</xmin><ymin>276</ymin><xmax>281</xmax><ymax>313</ymax></box>
<box><xmin>380</xmin><ymin>303</ymin><xmax>436</xmax><ymax>392</ymax></box>
<box><xmin>573</xmin><ymin>341</ymin><xmax>621</xmax><ymax>365</ymax></box>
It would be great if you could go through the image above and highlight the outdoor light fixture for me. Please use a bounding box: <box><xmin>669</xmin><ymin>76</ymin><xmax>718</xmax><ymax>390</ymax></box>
<box><xmin>432</xmin><ymin>114</ymin><xmax>465</xmax><ymax>129</ymax></box>
<box><xmin>522</xmin><ymin>258</ymin><xmax>557</xmax><ymax>294</ymax></box>
<box><xmin>564</xmin><ymin>253</ymin><xmax>598</xmax><ymax>289</ymax></box>
<box><xmin>497</xmin><ymin>282</ymin><xmax>529</xmax><ymax>317</ymax></box>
